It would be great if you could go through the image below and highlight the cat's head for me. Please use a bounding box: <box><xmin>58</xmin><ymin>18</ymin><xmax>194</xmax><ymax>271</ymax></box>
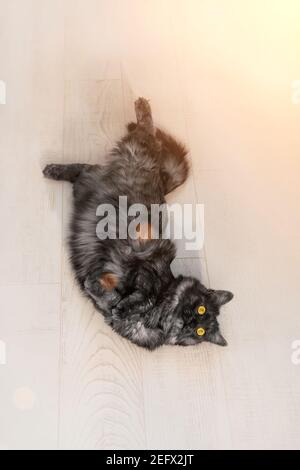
<box><xmin>168</xmin><ymin>277</ymin><xmax>233</xmax><ymax>347</ymax></box>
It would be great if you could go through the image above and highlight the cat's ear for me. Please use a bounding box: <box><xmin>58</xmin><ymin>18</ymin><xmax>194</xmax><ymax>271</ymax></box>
<box><xmin>211</xmin><ymin>290</ymin><xmax>234</xmax><ymax>306</ymax></box>
<box><xmin>208</xmin><ymin>330</ymin><xmax>227</xmax><ymax>347</ymax></box>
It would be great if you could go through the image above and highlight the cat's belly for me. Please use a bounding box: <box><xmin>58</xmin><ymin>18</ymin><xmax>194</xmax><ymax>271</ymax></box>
<box><xmin>69</xmin><ymin>191</ymin><xmax>171</xmax><ymax>285</ymax></box>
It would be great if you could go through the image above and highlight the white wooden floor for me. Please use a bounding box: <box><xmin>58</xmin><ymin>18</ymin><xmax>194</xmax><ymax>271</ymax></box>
<box><xmin>1</xmin><ymin>0</ymin><xmax>300</xmax><ymax>450</ymax></box>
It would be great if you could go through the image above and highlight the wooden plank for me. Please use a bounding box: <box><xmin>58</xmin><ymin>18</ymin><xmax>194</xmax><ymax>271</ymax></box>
<box><xmin>0</xmin><ymin>0</ymin><xmax>64</xmax><ymax>450</ymax></box>
<box><xmin>0</xmin><ymin>0</ymin><xmax>64</xmax><ymax>284</ymax></box>
<box><xmin>0</xmin><ymin>284</ymin><xmax>60</xmax><ymax>450</ymax></box>
<box><xmin>59</xmin><ymin>80</ymin><xmax>146</xmax><ymax>449</ymax></box>
<box><xmin>63</xmin><ymin>0</ymin><xmax>122</xmax><ymax>80</ymax></box>
<box><xmin>195</xmin><ymin>169</ymin><xmax>300</xmax><ymax>449</ymax></box>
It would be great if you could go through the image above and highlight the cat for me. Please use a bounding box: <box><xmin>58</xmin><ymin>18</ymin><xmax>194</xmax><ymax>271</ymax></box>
<box><xmin>43</xmin><ymin>97</ymin><xmax>233</xmax><ymax>350</ymax></box>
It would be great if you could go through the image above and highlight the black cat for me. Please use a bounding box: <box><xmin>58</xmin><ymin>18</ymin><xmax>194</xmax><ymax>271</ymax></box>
<box><xmin>43</xmin><ymin>98</ymin><xmax>233</xmax><ymax>350</ymax></box>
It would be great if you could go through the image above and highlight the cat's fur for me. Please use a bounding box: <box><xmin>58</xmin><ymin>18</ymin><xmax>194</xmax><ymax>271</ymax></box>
<box><xmin>43</xmin><ymin>98</ymin><xmax>233</xmax><ymax>350</ymax></box>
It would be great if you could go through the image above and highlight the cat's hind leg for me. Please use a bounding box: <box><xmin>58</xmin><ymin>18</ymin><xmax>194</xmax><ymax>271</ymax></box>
<box><xmin>134</xmin><ymin>97</ymin><xmax>155</xmax><ymax>135</ymax></box>
<box><xmin>43</xmin><ymin>163</ymin><xmax>94</xmax><ymax>183</ymax></box>
<box><xmin>84</xmin><ymin>271</ymin><xmax>121</xmax><ymax>313</ymax></box>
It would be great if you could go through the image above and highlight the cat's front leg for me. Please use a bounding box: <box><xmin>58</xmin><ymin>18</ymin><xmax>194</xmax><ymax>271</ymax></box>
<box><xmin>43</xmin><ymin>163</ymin><xmax>95</xmax><ymax>183</ymax></box>
<box><xmin>112</xmin><ymin>266</ymin><xmax>161</xmax><ymax>318</ymax></box>
<box><xmin>112</xmin><ymin>314</ymin><xmax>166</xmax><ymax>350</ymax></box>
<box><xmin>112</xmin><ymin>291</ymin><xmax>156</xmax><ymax>319</ymax></box>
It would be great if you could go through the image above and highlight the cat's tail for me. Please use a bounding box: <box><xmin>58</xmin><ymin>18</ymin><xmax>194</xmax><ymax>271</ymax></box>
<box><xmin>156</xmin><ymin>128</ymin><xmax>190</xmax><ymax>195</ymax></box>
<box><xmin>126</xmin><ymin>122</ymin><xmax>189</xmax><ymax>195</ymax></box>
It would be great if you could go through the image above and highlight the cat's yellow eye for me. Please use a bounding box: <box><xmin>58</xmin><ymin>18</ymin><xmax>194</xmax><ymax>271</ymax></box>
<box><xmin>198</xmin><ymin>306</ymin><xmax>206</xmax><ymax>315</ymax></box>
<box><xmin>197</xmin><ymin>327</ymin><xmax>206</xmax><ymax>336</ymax></box>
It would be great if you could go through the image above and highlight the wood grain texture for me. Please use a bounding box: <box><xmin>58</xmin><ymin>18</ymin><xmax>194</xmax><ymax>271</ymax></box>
<box><xmin>0</xmin><ymin>0</ymin><xmax>64</xmax><ymax>450</ymax></box>
<box><xmin>63</xmin><ymin>0</ymin><xmax>122</xmax><ymax>80</ymax></box>
<box><xmin>59</xmin><ymin>81</ymin><xmax>146</xmax><ymax>449</ymax></box>
<box><xmin>59</xmin><ymin>262</ymin><xmax>146</xmax><ymax>449</ymax></box>
<box><xmin>141</xmin><ymin>258</ymin><xmax>232</xmax><ymax>450</ymax></box>
<box><xmin>0</xmin><ymin>0</ymin><xmax>64</xmax><ymax>284</ymax></box>
<box><xmin>0</xmin><ymin>284</ymin><xmax>60</xmax><ymax>450</ymax></box>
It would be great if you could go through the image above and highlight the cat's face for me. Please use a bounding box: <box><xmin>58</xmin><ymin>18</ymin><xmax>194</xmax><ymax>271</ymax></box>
<box><xmin>171</xmin><ymin>278</ymin><xmax>233</xmax><ymax>347</ymax></box>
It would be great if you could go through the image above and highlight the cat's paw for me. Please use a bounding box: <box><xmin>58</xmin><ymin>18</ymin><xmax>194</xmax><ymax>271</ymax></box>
<box><xmin>135</xmin><ymin>97</ymin><xmax>151</xmax><ymax>118</ymax></box>
<box><xmin>134</xmin><ymin>97</ymin><xmax>154</xmax><ymax>132</ymax></box>
<box><xmin>43</xmin><ymin>164</ymin><xmax>63</xmax><ymax>180</ymax></box>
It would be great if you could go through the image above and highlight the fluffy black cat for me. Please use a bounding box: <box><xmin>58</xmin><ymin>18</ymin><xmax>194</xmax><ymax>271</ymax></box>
<box><xmin>43</xmin><ymin>98</ymin><xmax>233</xmax><ymax>350</ymax></box>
